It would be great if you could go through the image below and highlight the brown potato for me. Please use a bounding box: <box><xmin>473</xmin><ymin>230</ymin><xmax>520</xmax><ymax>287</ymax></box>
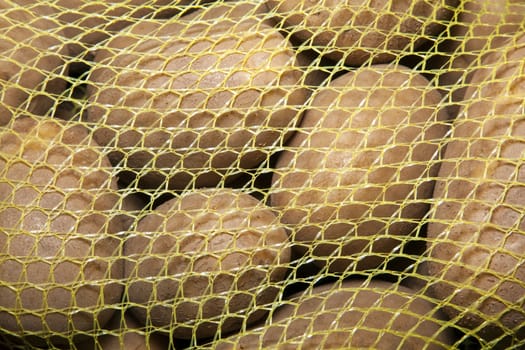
<box><xmin>86</xmin><ymin>6</ymin><xmax>308</xmax><ymax>190</ymax></box>
<box><xmin>434</xmin><ymin>0</ymin><xmax>525</xmax><ymax>117</ymax></box>
<box><xmin>212</xmin><ymin>279</ymin><xmax>456</xmax><ymax>349</ymax></box>
<box><xmin>426</xmin><ymin>32</ymin><xmax>525</xmax><ymax>348</ymax></box>
<box><xmin>53</xmin><ymin>0</ymin><xmax>196</xmax><ymax>57</ymax></box>
<box><xmin>0</xmin><ymin>1</ymin><xmax>69</xmax><ymax>124</ymax></box>
<box><xmin>270</xmin><ymin>64</ymin><xmax>449</xmax><ymax>273</ymax></box>
<box><xmin>264</xmin><ymin>0</ymin><xmax>458</xmax><ymax>66</ymax></box>
<box><xmin>0</xmin><ymin>117</ymin><xmax>127</xmax><ymax>346</ymax></box>
<box><xmin>124</xmin><ymin>188</ymin><xmax>291</xmax><ymax>340</ymax></box>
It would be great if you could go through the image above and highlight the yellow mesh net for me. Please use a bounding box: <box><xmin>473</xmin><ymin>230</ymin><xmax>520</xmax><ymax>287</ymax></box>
<box><xmin>0</xmin><ymin>0</ymin><xmax>524</xmax><ymax>349</ymax></box>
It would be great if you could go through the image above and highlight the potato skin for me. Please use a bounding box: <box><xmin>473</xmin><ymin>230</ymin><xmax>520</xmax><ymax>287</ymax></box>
<box><xmin>264</xmin><ymin>0</ymin><xmax>458</xmax><ymax>66</ymax></box>
<box><xmin>435</xmin><ymin>0</ymin><xmax>525</xmax><ymax>117</ymax></box>
<box><xmin>270</xmin><ymin>64</ymin><xmax>449</xmax><ymax>272</ymax></box>
<box><xmin>124</xmin><ymin>188</ymin><xmax>291</xmax><ymax>340</ymax></box>
<box><xmin>426</xmin><ymin>33</ymin><xmax>525</xmax><ymax>348</ymax></box>
<box><xmin>213</xmin><ymin>279</ymin><xmax>456</xmax><ymax>349</ymax></box>
<box><xmin>86</xmin><ymin>7</ymin><xmax>307</xmax><ymax>190</ymax></box>
<box><xmin>0</xmin><ymin>117</ymin><xmax>126</xmax><ymax>346</ymax></box>
<box><xmin>0</xmin><ymin>1</ymin><xmax>68</xmax><ymax>124</ymax></box>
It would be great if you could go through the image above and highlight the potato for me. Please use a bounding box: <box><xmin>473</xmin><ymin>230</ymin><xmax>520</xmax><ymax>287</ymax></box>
<box><xmin>0</xmin><ymin>117</ymin><xmax>127</xmax><ymax>346</ymax></box>
<box><xmin>124</xmin><ymin>188</ymin><xmax>291</xmax><ymax>340</ymax></box>
<box><xmin>75</xmin><ymin>311</ymin><xmax>169</xmax><ymax>350</ymax></box>
<box><xmin>53</xmin><ymin>0</ymin><xmax>192</xmax><ymax>57</ymax></box>
<box><xmin>212</xmin><ymin>279</ymin><xmax>456</xmax><ymax>349</ymax></box>
<box><xmin>270</xmin><ymin>64</ymin><xmax>449</xmax><ymax>272</ymax></box>
<box><xmin>86</xmin><ymin>6</ymin><xmax>308</xmax><ymax>190</ymax></box>
<box><xmin>426</xmin><ymin>32</ymin><xmax>525</xmax><ymax>348</ymax></box>
<box><xmin>434</xmin><ymin>0</ymin><xmax>525</xmax><ymax>117</ymax></box>
<box><xmin>0</xmin><ymin>1</ymin><xmax>69</xmax><ymax>124</ymax></box>
<box><xmin>264</xmin><ymin>0</ymin><xmax>458</xmax><ymax>66</ymax></box>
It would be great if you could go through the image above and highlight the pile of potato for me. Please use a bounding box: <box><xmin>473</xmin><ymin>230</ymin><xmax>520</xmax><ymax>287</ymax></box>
<box><xmin>0</xmin><ymin>1</ymin><xmax>524</xmax><ymax>349</ymax></box>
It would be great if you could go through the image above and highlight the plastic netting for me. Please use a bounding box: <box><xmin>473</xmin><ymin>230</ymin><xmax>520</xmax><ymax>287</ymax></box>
<box><xmin>0</xmin><ymin>0</ymin><xmax>524</xmax><ymax>349</ymax></box>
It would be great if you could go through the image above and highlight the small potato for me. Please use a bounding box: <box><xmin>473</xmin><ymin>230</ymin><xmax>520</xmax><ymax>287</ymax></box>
<box><xmin>124</xmin><ymin>188</ymin><xmax>291</xmax><ymax>340</ymax></box>
<box><xmin>264</xmin><ymin>0</ymin><xmax>458</xmax><ymax>66</ymax></box>
<box><xmin>212</xmin><ymin>279</ymin><xmax>456</xmax><ymax>349</ymax></box>
<box><xmin>0</xmin><ymin>1</ymin><xmax>69</xmax><ymax>124</ymax></box>
<box><xmin>86</xmin><ymin>5</ymin><xmax>308</xmax><ymax>190</ymax></box>
<box><xmin>426</xmin><ymin>32</ymin><xmax>525</xmax><ymax>348</ymax></box>
<box><xmin>0</xmin><ymin>117</ymin><xmax>127</xmax><ymax>346</ymax></box>
<box><xmin>270</xmin><ymin>64</ymin><xmax>449</xmax><ymax>272</ymax></box>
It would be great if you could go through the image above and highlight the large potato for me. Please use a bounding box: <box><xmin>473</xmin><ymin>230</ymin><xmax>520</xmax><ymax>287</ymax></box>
<box><xmin>426</xmin><ymin>32</ymin><xmax>525</xmax><ymax>349</ymax></box>
<box><xmin>124</xmin><ymin>188</ymin><xmax>291</xmax><ymax>340</ymax></box>
<box><xmin>264</xmin><ymin>0</ymin><xmax>458</xmax><ymax>66</ymax></box>
<box><xmin>270</xmin><ymin>64</ymin><xmax>449</xmax><ymax>272</ymax></box>
<box><xmin>0</xmin><ymin>117</ymin><xmax>127</xmax><ymax>346</ymax></box>
<box><xmin>0</xmin><ymin>1</ymin><xmax>69</xmax><ymax>124</ymax></box>
<box><xmin>86</xmin><ymin>5</ymin><xmax>308</xmax><ymax>190</ymax></box>
<box><xmin>212</xmin><ymin>279</ymin><xmax>456</xmax><ymax>349</ymax></box>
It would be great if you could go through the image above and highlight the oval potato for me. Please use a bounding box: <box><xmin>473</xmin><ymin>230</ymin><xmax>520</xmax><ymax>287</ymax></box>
<box><xmin>426</xmin><ymin>32</ymin><xmax>525</xmax><ymax>348</ymax></box>
<box><xmin>212</xmin><ymin>279</ymin><xmax>456</xmax><ymax>349</ymax></box>
<box><xmin>86</xmin><ymin>6</ymin><xmax>308</xmax><ymax>190</ymax></box>
<box><xmin>0</xmin><ymin>117</ymin><xmax>126</xmax><ymax>346</ymax></box>
<box><xmin>264</xmin><ymin>0</ymin><xmax>458</xmax><ymax>66</ymax></box>
<box><xmin>124</xmin><ymin>188</ymin><xmax>291</xmax><ymax>340</ymax></box>
<box><xmin>270</xmin><ymin>64</ymin><xmax>449</xmax><ymax>272</ymax></box>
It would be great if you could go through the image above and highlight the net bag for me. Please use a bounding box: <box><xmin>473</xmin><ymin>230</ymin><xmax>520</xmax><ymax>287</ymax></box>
<box><xmin>0</xmin><ymin>1</ymin><xmax>524</xmax><ymax>349</ymax></box>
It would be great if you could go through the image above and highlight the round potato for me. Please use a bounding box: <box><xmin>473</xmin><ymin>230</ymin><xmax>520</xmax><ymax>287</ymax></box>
<box><xmin>0</xmin><ymin>1</ymin><xmax>69</xmax><ymax>124</ymax></box>
<box><xmin>124</xmin><ymin>188</ymin><xmax>291</xmax><ymax>340</ymax></box>
<box><xmin>0</xmin><ymin>117</ymin><xmax>127</xmax><ymax>346</ymax></box>
<box><xmin>212</xmin><ymin>279</ymin><xmax>456</xmax><ymax>349</ymax></box>
<box><xmin>86</xmin><ymin>6</ymin><xmax>308</xmax><ymax>190</ymax></box>
<box><xmin>426</xmin><ymin>32</ymin><xmax>525</xmax><ymax>348</ymax></box>
<box><xmin>270</xmin><ymin>64</ymin><xmax>449</xmax><ymax>272</ymax></box>
<box><xmin>264</xmin><ymin>0</ymin><xmax>458</xmax><ymax>66</ymax></box>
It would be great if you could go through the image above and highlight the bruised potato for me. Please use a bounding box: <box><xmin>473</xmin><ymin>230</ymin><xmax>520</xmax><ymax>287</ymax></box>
<box><xmin>426</xmin><ymin>32</ymin><xmax>525</xmax><ymax>348</ymax></box>
<box><xmin>0</xmin><ymin>117</ymin><xmax>127</xmax><ymax>346</ymax></box>
<box><xmin>264</xmin><ymin>0</ymin><xmax>458</xmax><ymax>66</ymax></box>
<box><xmin>270</xmin><ymin>64</ymin><xmax>449</xmax><ymax>272</ymax></box>
<box><xmin>0</xmin><ymin>1</ymin><xmax>69</xmax><ymax>124</ymax></box>
<box><xmin>86</xmin><ymin>5</ymin><xmax>308</xmax><ymax>190</ymax></box>
<box><xmin>124</xmin><ymin>188</ymin><xmax>291</xmax><ymax>340</ymax></box>
<box><xmin>213</xmin><ymin>279</ymin><xmax>456</xmax><ymax>349</ymax></box>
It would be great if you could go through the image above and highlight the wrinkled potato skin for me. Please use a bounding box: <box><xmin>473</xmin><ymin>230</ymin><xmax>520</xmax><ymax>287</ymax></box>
<box><xmin>264</xmin><ymin>0</ymin><xmax>458</xmax><ymax>66</ymax></box>
<box><xmin>0</xmin><ymin>117</ymin><xmax>126</xmax><ymax>346</ymax></box>
<box><xmin>213</xmin><ymin>279</ymin><xmax>455</xmax><ymax>349</ymax></box>
<box><xmin>270</xmin><ymin>64</ymin><xmax>449</xmax><ymax>272</ymax></box>
<box><xmin>86</xmin><ymin>6</ymin><xmax>307</xmax><ymax>190</ymax></box>
<box><xmin>124</xmin><ymin>188</ymin><xmax>291</xmax><ymax>340</ymax></box>
<box><xmin>0</xmin><ymin>1</ymin><xmax>69</xmax><ymax>124</ymax></box>
<box><xmin>427</xmin><ymin>33</ymin><xmax>525</xmax><ymax>348</ymax></box>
